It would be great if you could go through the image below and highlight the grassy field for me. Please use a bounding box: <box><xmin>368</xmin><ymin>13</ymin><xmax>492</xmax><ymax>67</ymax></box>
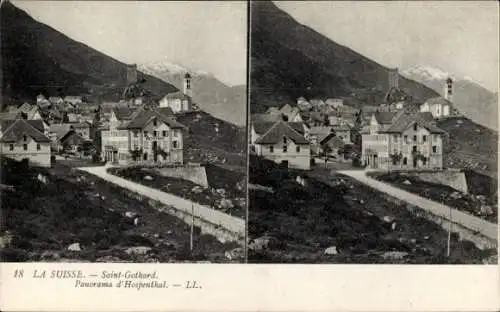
<box><xmin>368</xmin><ymin>171</ymin><xmax>498</xmax><ymax>223</ymax></box>
<box><xmin>248</xmin><ymin>156</ymin><xmax>496</xmax><ymax>263</ymax></box>
<box><xmin>108</xmin><ymin>164</ymin><xmax>246</xmax><ymax>219</ymax></box>
<box><xmin>0</xmin><ymin>158</ymin><xmax>239</xmax><ymax>262</ymax></box>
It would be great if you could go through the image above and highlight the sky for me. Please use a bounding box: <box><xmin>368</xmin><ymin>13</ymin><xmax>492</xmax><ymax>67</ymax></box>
<box><xmin>13</xmin><ymin>1</ymin><xmax>247</xmax><ymax>86</ymax></box>
<box><xmin>276</xmin><ymin>1</ymin><xmax>499</xmax><ymax>92</ymax></box>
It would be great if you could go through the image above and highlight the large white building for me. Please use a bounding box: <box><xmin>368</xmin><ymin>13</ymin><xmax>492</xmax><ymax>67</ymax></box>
<box><xmin>159</xmin><ymin>73</ymin><xmax>193</xmax><ymax>113</ymax></box>
<box><xmin>101</xmin><ymin>106</ymin><xmax>185</xmax><ymax>165</ymax></box>
<box><xmin>420</xmin><ymin>77</ymin><xmax>453</xmax><ymax>119</ymax></box>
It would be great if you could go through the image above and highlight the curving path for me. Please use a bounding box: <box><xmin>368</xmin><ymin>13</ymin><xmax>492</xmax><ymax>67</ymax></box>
<box><xmin>338</xmin><ymin>170</ymin><xmax>498</xmax><ymax>241</ymax></box>
<box><xmin>78</xmin><ymin>165</ymin><xmax>245</xmax><ymax>237</ymax></box>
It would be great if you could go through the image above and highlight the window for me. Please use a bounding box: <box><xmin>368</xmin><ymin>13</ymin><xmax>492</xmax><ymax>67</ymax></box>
<box><xmin>283</xmin><ymin>137</ymin><xmax>287</xmax><ymax>145</ymax></box>
<box><xmin>173</xmin><ymin>141</ymin><xmax>178</xmax><ymax>149</ymax></box>
<box><xmin>403</xmin><ymin>157</ymin><xmax>407</xmax><ymax>165</ymax></box>
<box><xmin>23</xmin><ymin>144</ymin><xmax>27</xmax><ymax>151</ymax></box>
<box><xmin>143</xmin><ymin>153</ymin><xmax>148</xmax><ymax>160</ymax></box>
<box><xmin>422</xmin><ymin>157</ymin><xmax>427</xmax><ymax>165</ymax></box>
<box><xmin>413</xmin><ymin>135</ymin><xmax>417</xmax><ymax>142</ymax></box>
<box><xmin>144</xmin><ymin>131</ymin><xmax>148</xmax><ymax>136</ymax></box>
<box><xmin>134</xmin><ymin>131</ymin><xmax>138</xmax><ymax>138</ymax></box>
<box><xmin>403</xmin><ymin>135</ymin><xmax>408</xmax><ymax>143</ymax></box>
<box><xmin>432</xmin><ymin>146</ymin><xmax>437</xmax><ymax>153</ymax></box>
<box><xmin>173</xmin><ymin>131</ymin><xmax>178</xmax><ymax>137</ymax></box>
<box><xmin>393</xmin><ymin>135</ymin><xmax>398</xmax><ymax>142</ymax></box>
<box><xmin>283</xmin><ymin>145</ymin><xmax>288</xmax><ymax>153</ymax></box>
<box><xmin>36</xmin><ymin>143</ymin><xmax>40</xmax><ymax>151</ymax></box>
<box><xmin>412</xmin><ymin>146</ymin><xmax>417</xmax><ymax>153</ymax></box>
<box><xmin>9</xmin><ymin>144</ymin><xmax>14</xmax><ymax>151</ymax></box>
<box><xmin>162</xmin><ymin>131</ymin><xmax>167</xmax><ymax>137</ymax></box>
<box><xmin>296</xmin><ymin>146</ymin><xmax>300</xmax><ymax>153</ymax></box>
<box><xmin>153</xmin><ymin>119</ymin><xmax>157</xmax><ymax>127</ymax></box>
<box><xmin>413</xmin><ymin>123</ymin><xmax>418</xmax><ymax>131</ymax></box>
<box><xmin>269</xmin><ymin>145</ymin><xmax>274</xmax><ymax>153</ymax></box>
<box><xmin>23</xmin><ymin>135</ymin><xmax>27</xmax><ymax>142</ymax></box>
<box><xmin>153</xmin><ymin>131</ymin><xmax>157</xmax><ymax>137</ymax></box>
<box><xmin>423</xmin><ymin>135</ymin><xmax>427</xmax><ymax>142</ymax></box>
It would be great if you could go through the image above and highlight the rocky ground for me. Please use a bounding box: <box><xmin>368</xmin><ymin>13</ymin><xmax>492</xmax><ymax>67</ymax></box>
<box><xmin>368</xmin><ymin>172</ymin><xmax>498</xmax><ymax>223</ymax></box>
<box><xmin>0</xmin><ymin>158</ymin><xmax>241</xmax><ymax>263</ymax></box>
<box><xmin>248</xmin><ymin>156</ymin><xmax>497</xmax><ymax>264</ymax></box>
<box><xmin>108</xmin><ymin>165</ymin><xmax>246</xmax><ymax>219</ymax></box>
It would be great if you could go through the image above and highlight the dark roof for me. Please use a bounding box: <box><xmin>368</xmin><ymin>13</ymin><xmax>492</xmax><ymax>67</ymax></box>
<box><xmin>384</xmin><ymin>112</ymin><xmax>446</xmax><ymax>134</ymax></box>
<box><xmin>155</xmin><ymin>107</ymin><xmax>174</xmax><ymax>117</ymax></box>
<box><xmin>1</xmin><ymin>119</ymin><xmax>44</xmax><ymax>133</ymax></box>
<box><xmin>112</xmin><ymin>107</ymin><xmax>134</xmax><ymax>120</ymax></box>
<box><xmin>320</xmin><ymin>133</ymin><xmax>344</xmax><ymax>148</ymax></box>
<box><xmin>162</xmin><ymin>91</ymin><xmax>192</xmax><ymax>101</ymax></box>
<box><xmin>0</xmin><ymin>119</ymin><xmax>51</xmax><ymax>143</ymax></box>
<box><xmin>255</xmin><ymin>121</ymin><xmax>309</xmax><ymax>145</ymax></box>
<box><xmin>123</xmin><ymin>109</ymin><xmax>185</xmax><ymax>129</ymax></box>
<box><xmin>251</xmin><ymin>113</ymin><xmax>282</xmax><ymax>123</ymax></box>
<box><xmin>425</xmin><ymin>97</ymin><xmax>452</xmax><ymax>106</ymax></box>
<box><xmin>49</xmin><ymin>123</ymin><xmax>74</xmax><ymax>140</ymax></box>
<box><xmin>253</xmin><ymin>121</ymin><xmax>305</xmax><ymax>135</ymax></box>
<box><xmin>374</xmin><ymin>111</ymin><xmax>397</xmax><ymax>124</ymax></box>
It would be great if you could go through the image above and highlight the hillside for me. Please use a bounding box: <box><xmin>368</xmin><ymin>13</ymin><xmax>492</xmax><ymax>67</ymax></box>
<box><xmin>139</xmin><ymin>62</ymin><xmax>246</xmax><ymax>126</ymax></box>
<box><xmin>402</xmin><ymin>66</ymin><xmax>498</xmax><ymax>130</ymax></box>
<box><xmin>0</xmin><ymin>1</ymin><xmax>177</xmax><ymax>105</ymax></box>
<box><xmin>250</xmin><ymin>1</ymin><xmax>440</xmax><ymax>113</ymax></box>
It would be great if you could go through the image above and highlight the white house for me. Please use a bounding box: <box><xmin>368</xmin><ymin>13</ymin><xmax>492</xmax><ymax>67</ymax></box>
<box><xmin>420</xmin><ymin>78</ymin><xmax>453</xmax><ymax>118</ymax></box>
<box><xmin>252</xmin><ymin>120</ymin><xmax>311</xmax><ymax>170</ymax></box>
<box><xmin>0</xmin><ymin>119</ymin><xmax>52</xmax><ymax>167</ymax></box>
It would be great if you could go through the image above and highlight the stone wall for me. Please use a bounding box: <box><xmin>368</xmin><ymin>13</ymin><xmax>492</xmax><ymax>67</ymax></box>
<box><xmin>126</xmin><ymin>192</ymin><xmax>244</xmax><ymax>246</ymax></box>
<box><xmin>380</xmin><ymin>193</ymin><xmax>497</xmax><ymax>251</ymax></box>
<box><xmin>155</xmin><ymin>165</ymin><xmax>209</xmax><ymax>188</ymax></box>
<box><xmin>406</xmin><ymin>170</ymin><xmax>468</xmax><ymax>193</ymax></box>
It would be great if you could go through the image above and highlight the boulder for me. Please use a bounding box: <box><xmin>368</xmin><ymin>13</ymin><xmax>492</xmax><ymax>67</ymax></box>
<box><xmin>381</xmin><ymin>251</ymin><xmax>408</xmax><ymax>260</ymax></box>
<box><xmin>216</xmin><ymin>188</ymin><xmax>226</xmax><ymax>196</ymax></box>
<box><xmin>383</xmin><ymin>216</ymin><xmax>395</xmax><ymax>223</ymax></box>
<box><xmin>324</xmin><ymin>246</ymin><xmax>339</xmax><ymax>255</ymax></box>
<box><xmin>219</xmin><ymin>199</ymin><xmax>234</xmax><ymax>209</ymax></box>
<box><xmin>144</xmin><ymin>175</ymin><xmax>153</xmax><ymax>181</ymax></box>
<box><xmin>249</xmin><ymin>236</ymin><xmax>273</xmax><ymax>251</ymax></box>
<box><xmin>37</xmin><ymin>173</ymin><xmax>48</xmax><ymax>184</ymax></box>
<box><xmin>125</xmin><ymin>246</ymin><xmax>152</xmax><ymax>255</ymax></box>
<box><xmin>67</xmin><ymin>243</ymin><xmax>81</xmax><ymax>252</ymax></box>
<box><xmin>480</xmin><ymin>205</ymin><xmax>494</xmax><ymax>216</ymax></box>
<box><xmin>225</xmin><ymin>247</ymin><xmax>244</xmax><ymax>261</ymax></box>
<box><xmin>403</xmin><ymin>180</ymin><xmax>411</xmax><ymax>185</ymax></box>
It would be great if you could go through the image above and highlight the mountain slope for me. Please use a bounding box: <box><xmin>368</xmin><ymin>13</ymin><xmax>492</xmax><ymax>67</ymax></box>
<box><xmin>139</xmin><ymin>62</ymin><xmax>246</xmax><ymax>126</ymax></box>
<box><xmin>402</xmin><ymin>66</ymin><xmax>498</xmax><ymax>130</ymax></box>
<box><xmin>1</xmin><ymin>1</ymin><xmax>177</xmax><ymax>105</ymax></box>
<box><xmin>250</xmin><ymin>1</ymin><xmax>440</xmax><ymax>113</ymax></box>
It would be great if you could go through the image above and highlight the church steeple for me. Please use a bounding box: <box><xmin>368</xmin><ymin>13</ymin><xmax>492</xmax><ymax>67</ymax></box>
<box><xmin>183</xmin><ymin>72</ymin><xmax>192</xmax><ymax>98</ymax></box>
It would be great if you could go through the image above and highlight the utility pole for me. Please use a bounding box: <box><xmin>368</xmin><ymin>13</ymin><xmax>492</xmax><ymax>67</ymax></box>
<box><xmin>190</xmin><ymin>202</ymin><xmax>194</xmax><ymax>252</ymax></box>
<box><xmin>447</xmin><ymin>206</ymin><xmax>452</xmax><ymax>257</ymax></box>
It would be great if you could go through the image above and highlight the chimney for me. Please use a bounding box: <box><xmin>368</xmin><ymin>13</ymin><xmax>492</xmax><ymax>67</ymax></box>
<box><xmin>183</xmin><ymin>73</ymin><xmax>192</xmax><ymax>97</ymax></box>
<box><xmin>388</xmin><ymin>67</ymin><xmax>399</xmax><ymax>89</ymax></box>
<box><xmin>444</xmin><ymin>77</ymin><xmax>453</xmax><ymax>101</ymax></box>
<box><xmin>126</xmin><ymin>64</ymin><xmax>138</xmax><ymax>85</ymax></box>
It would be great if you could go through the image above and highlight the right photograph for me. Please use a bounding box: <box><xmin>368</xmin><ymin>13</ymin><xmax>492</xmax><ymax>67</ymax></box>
<box><xmin>248</xmin><ymin>1</ymin><xmax>499</xmax><ymax>264</ymax></box>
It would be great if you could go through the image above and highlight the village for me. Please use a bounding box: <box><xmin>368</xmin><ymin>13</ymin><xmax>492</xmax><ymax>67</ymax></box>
<box><xmin>0</xmin><ymin>63</ymin><xmax>247</xmax><ymax>263</ymax></box>
<box><xmin>250</xmin><ymin>68</ymin><xmax>455</xmax><ymax>172</ymax></box>
<box><xmin>248</xmin><ymin>67</ymin><xmax>498</xmax><ymax>264</ymax></box>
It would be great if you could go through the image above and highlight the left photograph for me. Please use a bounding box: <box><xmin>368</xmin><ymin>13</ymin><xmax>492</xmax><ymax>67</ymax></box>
<box><xmin>0</xmin><ymin>1</ymin><xmax>247</xmax><ymax>263</ymax></box>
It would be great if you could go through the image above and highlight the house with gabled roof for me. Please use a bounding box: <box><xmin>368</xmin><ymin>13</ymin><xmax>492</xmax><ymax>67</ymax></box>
<box><xmin>361</xmin><ymin>110</ymin><xmax>446</xmax><ymax>170</ymax></box>
<box><xmin>0</xmin><ymin>119</ymin><xmax>52</xmax><ymax>167</ymax></box>
<box><xmin>101</xmin><ymin>105</ymin><xmax>186</xmax><ymax>165</ymax></box>
<box><xmin>251</xmin><ymin>120</ymin><xmax>311</xmax><ymax>170</ymax></box>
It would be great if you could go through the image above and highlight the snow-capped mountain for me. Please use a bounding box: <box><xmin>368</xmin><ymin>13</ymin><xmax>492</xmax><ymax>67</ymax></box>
<box><xmin>402</xmin><ymin>65</ymin><xmax>498</xmax><ymax>130</ymax></box>
<box><xmin>139</xmin><ymin>61</ymin><xmax>246</xmax><ymax>126</ymax></box>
